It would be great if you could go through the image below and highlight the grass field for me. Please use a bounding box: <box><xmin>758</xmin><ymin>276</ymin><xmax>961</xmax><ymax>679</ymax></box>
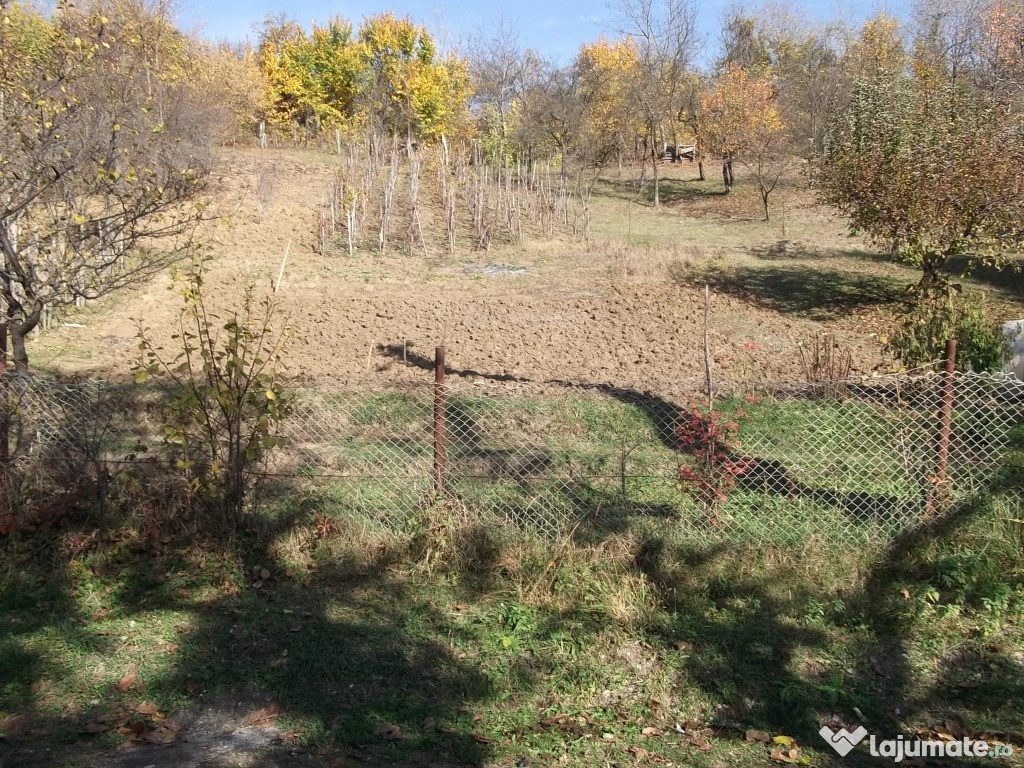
<box><xmin>2</xmin><ymin>489</ymin><xmax>1023</xmax><ymax>767</ymax></box>
<box><xmin>3</xmin><ymin>379</ymin><xmax>1023</xmax><ymax>766</ymax></box>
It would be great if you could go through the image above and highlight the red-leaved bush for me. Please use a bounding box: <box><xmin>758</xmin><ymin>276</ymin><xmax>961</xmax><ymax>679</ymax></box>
<box><xmin>677</xmin><ymin>398</ymin><xmax>757</xmax><ymax>516</ymax></box>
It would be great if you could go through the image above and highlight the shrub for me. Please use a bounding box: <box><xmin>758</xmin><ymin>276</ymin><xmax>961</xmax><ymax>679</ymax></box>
<box><xmin>887</xmin><ymin>284</ymin><xmax>1003</xmax><ymax>372</ymax></box>
<box><xmin>677</xmin><ymin>399</ymin><xmax>753</xmax><ymax>519</ymax></box>
<box><xmin>135</xmin><ymin>258</ymin><xmax>292</xmax><ymax>532</ymax></box>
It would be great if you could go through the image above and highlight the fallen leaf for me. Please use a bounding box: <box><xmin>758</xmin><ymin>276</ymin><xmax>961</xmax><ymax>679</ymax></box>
<box><xmin>625</xmin><ymin>745</ymin><xmax>647</xmax><ymax>759</ymax></box>
<box><xmin>260</xmin><ymin>568</ymin><xmax>271</xmax><ymax>580</ymax></box>
<box><xmin>746</xmin><ymin>729</ymin><xmax>771</xmax><ymax>743</ymax></box>
<box><xmin>135</xmin><ymin>703</ymin><xmax>160</xmax><ymax>716</ymax></box>
<box><xmin>243</xmin><ymin>704</ymin><xmax>281</xmax><ymax>727</ymax></box>
<box><xmin>115</xmin><ymin>665</ymin><xmax>138</xmax><ymax>692</ymax></box>
<box><xmin>771</xmin><ymin>748</ymin><xmax>797</xmax><ymax>763</ymax></box>
<box><xmin>642</xmin><ymin>726</ymin><xmax>661</xmax><ymax>737</ymax></box>
<box><xmin>688</xmin><ymin>734</ymin><xmax>712</xmax><ymax>751</ymax></box>
<box><xmin>773</xmin><ymin>735</ymin><xmax>795</xmax><ymax>747</ymax></box>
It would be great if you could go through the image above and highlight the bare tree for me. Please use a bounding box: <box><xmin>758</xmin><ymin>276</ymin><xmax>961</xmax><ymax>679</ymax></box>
<box><xmin>465</xmin><ymin>17</ymin><xmax>546</xmax><ymax>169</ymax></box>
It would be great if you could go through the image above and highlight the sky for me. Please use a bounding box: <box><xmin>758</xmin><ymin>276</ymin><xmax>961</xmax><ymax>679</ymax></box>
<box><xmin>175</xmin><ymin>0</ymin><xmax>909</xmax><ymax>65</ymax></box>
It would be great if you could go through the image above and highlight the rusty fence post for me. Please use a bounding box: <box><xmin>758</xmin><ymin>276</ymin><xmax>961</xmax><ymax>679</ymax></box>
<box><xmin>0</xmin><ymin>322</ymin><xmax>8</xmax><ymax>467</ymax></box>
<box><xmin>433</xmin><ymin>345</ymin><xmax>447</xmax><ymax>497</ymax></box>
<box><xmin>930</xmin><ymin>339</ymin><xmax>957</xmax><ymax>515</ymax></box>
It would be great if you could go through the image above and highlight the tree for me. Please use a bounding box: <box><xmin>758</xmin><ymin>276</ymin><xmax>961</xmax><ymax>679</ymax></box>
<box><xmin>699</xmin><ymin>64</ymin><xmax>786</xmax><ymax>200</ymax></box>
<box><xmin>978</xmin><ymin>0</ymin><xmax>1024</xmax><ymax>103</ymax></box>
<box><xmin>576</xmin><ymin>37</ymin><xmax>644</xmax><ymax>166</ymax></box>
<box><xmin>819</xmin><ymin>70</ymin><xmax>1024</xmax><ymax>361</ymax></box>
<box><xmin>615</xmin><ymin>0</ymin><xmax>702</xmax><ymax>207</ymax></box>
<box><xmin>755</xmin><ymin>9</ymin><xmax>845</xmax><ymax>159</ymax></box>
<box><xmin>358</xmin><ymin>12</ymin><xmax>471</xmax><ymax>141</ymax></box>
<box><xmin>718</xmin><ymin>8</ymin><xmax>772</xmax><ymax>72</ymax></box>
<box><xmin>256</xmin><ymin>12</ymin><xmax>471</xmax><ymax>143</ymax></box>
<box><xmin>0</xmin><ymin>0</ymin><xmax>209</xmax><ymax>374</ymax></box>
<box><xmin>465</xmin><ymin>17</ymin><xmax>543</xmax><ymax>165</ymax></box>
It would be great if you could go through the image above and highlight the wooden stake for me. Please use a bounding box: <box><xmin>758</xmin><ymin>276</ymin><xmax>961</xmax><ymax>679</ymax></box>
<box><xmin>703</xmin><ymin>284</ymin><xmax>714</xmax><ymax>411</ymax></box>
<box><xmin>273</xmin><ymin>240</ymin><xmax>292</xmax><ymax>295</ymax></box>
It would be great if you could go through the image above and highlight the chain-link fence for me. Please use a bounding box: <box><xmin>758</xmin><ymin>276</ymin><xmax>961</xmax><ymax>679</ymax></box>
<box><xmin>6</xmin><ymin>370</ymin><xmax>1024</xmax><ymax>545</ymax></box>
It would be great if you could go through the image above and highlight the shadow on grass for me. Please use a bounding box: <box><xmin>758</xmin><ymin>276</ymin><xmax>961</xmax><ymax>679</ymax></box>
<box><xmin>0</xmin><ymin>513</ymin><xmax>496</xmax><ymax>767</ymax></box>
<box><xmin>593</xmin><ymin>175</ymin><xmax>726</xmax><ymax>207</ymax></box>
<box><xmin>0</xmin><ymin>380</ymin><xmax>496</xmax><ymax>767</ymax></box>
<box><xmin>636</xmin><ymin>492</ymin><xmax>1024</xmax><ymax>766</ymax></box>
<box><xmin>670</xmin><ymin>258</ymin><xmax>905</xmax><ymax>321</ymax></box>
<box><xmin>943</xmin><ymin>255</ymin><xmax>1024</xmax><ymax>301</ymax></box>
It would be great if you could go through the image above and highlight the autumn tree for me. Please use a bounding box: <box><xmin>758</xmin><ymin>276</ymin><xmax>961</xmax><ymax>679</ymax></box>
<box><xmin>0</xmin><ymin>0</ymin><xmax>209</xmax><ymax>374</ymax></box>
<box><xmin>754</xmin><ymin>8</ymin><xmax>845</xmax><ymax>159</ymax></box>
<box><xmin>699</xmin><ymin>63</ymin><xmax>789</xmax><ymax>209</ymax></box>
<box><xmin>975</xmin><ymin>0</ymin><xmax>1024</xmax><ymax>105</ymax></box>
<box><xmin>819</xmin><ymin>19</ymin><xmax>1024</xmax><ymax>364</ymax></box>
<box><xmin>256</xmin><ymin>12</ymin><xmax>470</xmax><ymax>143</ymax></box>
<box><xmin>616</xmin><ymin>0</ymin><xmax>702</xmax><ymax>207</ymax></box>
<box><xmin>576</xmin><ymin>37</ymin><xmax>645</xmax><ymax>168</ymax></box>
<box><xmin>718</xmin><ymin>9</ymin><xmax>772</xmax><ymax>72</ymax></box>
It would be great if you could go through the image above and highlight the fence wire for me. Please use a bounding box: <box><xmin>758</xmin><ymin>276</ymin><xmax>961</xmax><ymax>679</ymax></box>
<box><xmin>7</xmin><ymin>371</ymin><xmax>1024</xmax><ymax>545</ymax></box>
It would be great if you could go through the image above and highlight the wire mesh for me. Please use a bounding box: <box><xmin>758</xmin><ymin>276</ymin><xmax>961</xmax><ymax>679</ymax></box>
<box><xmin>5</xmin><ymin>370</ymin><xmax>1023</xmax><ymax>545</ymax></box>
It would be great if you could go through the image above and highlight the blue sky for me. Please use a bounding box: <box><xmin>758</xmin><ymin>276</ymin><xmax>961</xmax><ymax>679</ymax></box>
<box><xmin>176</xmin><ymin>0</ymin><xmax>906</xmax><ymax>65</ymax></box>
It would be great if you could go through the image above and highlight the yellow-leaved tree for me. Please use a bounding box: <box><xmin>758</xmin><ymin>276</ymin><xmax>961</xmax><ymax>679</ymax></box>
<box><xmin>699</xmin><ymin>64</ymin><xmax>791</xmax><ymax>219</ymax></box>
<box><xmin>576</xmin><ymin>38</ymin><xmax>644</xmax><ymax>163</ymax></box>
<box><xmin>256</xmin><ymin>12</ymin><xmax>470</xmax><ymax>142</ymax></box>
<box><xmin>358</xmin><ymin>12</ymin><xmax>470</xmax><ymax>140</ymax></box>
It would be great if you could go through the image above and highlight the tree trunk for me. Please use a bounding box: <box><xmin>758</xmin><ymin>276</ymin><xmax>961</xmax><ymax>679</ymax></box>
<box><xmin>761</xmin><ymin>188</ymin><xmax>770</xmax><ymax>222</ymax></box>
<box><xmin>652</xmin><ymin>144</ymin><xmax>660</xmax><ymax>208</ymax></box>
<box><xmin>722</xmin><ymin>156</ymin><xmax>734</xmax><ymax>192</ymax></box>
<box><xmin>698</xmin><ymin>159</ymin><xmax>705</xmax><ymax>181</ymax></box>
<box><xmin>9</xmin><ymin>312</ymin><xmax>39</xmax><ymax>376</ymax></box>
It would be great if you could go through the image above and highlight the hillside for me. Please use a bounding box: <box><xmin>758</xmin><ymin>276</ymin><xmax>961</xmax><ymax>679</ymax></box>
<box><xmin>32</xmin><ymin>147</ymin><xmax>957</xmax><ymax>392</ymax></box>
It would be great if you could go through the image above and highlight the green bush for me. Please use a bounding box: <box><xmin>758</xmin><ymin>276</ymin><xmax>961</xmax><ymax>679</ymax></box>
<box><xmin>888</xmin><ymin>284</ymin><xmax>1003</xmax><ymax>371</ymax></box>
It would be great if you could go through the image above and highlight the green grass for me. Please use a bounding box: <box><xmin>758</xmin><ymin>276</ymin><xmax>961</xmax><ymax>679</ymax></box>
<box><xmin>2</xmin><ymin>494</ymin><xmax>1023</xmax><ymax>767</ymax></box>
<box><xmin>289</xmin><ymin>385</ymin><xmax>1012</xmax><ymax>549</ymax></box>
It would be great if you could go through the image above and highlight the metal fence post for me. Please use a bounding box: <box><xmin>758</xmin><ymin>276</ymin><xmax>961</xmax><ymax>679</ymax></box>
<box><xmin>0</xmin><ymin>321</ymin><xmax>8</xmax><ymax>468</ymax></box>
<box><xmin>930</xmin><ymin>338</ymin><xmax>958</xmax><ymax>515</ymax></box>
<box><xmin>433</xmin><ymin>345</ymin><xmax>447</xmax><ymax>497</ymax></box>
